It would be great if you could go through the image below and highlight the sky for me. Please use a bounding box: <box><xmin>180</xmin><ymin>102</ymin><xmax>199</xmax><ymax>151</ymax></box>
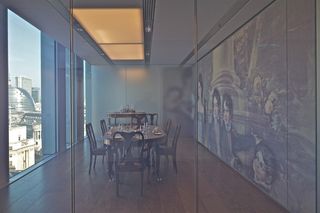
<box><xmin>8</xmin><ymin>10</ymin><xmax>41</xmax><ymax>88</ymax></box>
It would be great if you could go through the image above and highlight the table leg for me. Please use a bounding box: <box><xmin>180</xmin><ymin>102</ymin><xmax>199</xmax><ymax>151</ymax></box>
<box><xmin>107</xmin><ymin>145</ymin><xmax>114</xmax><ymax>180</ymax></box>
<box><xmin>153</xmin><ymin>143</ymin><xmax>163</xmax><ymax>182</ymax></box>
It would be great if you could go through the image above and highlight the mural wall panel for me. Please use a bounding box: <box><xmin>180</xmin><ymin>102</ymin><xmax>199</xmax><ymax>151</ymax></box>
<box><xmin>197</xmin><ymin>0</ymin><xmax>316</xmax><ymax>212</ymax></box>
<box><xmin>287</xmin><ymin>0</ymin><xmax>316</xmax><ymax>212</ymax></box>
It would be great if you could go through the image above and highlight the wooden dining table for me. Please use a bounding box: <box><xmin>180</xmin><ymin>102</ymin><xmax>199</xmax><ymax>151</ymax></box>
<box><xmin>103</xmin><ymin>125</ymin><xmax>166</xmax><ymax>179</ymax></box>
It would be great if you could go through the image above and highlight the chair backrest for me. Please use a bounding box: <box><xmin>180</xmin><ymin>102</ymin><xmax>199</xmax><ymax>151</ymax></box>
<box><xmin>131</xmin><ymin>114</ymin><xmax>147</xmax><ymax>127</ymax></box>
<box><xmin>107</xmin><ymin>116</ymin><xmax>115</xmax><ymax>126</ymax></box>
<box><xmin>86</xmin><ymin>123</ymin><xmax>97</xmax><ymax>153</ymax></box>
<box><xmin>162</xmin><ymin>119</ymin><xmax>172</xmax><ymax>145</ymax></box>
<box><xmin>171</xmin><ymin>124</ymin><xmax>181</xmax><ymax>152</ymax></box>
<box><xmin>164</xmin><ymin>119</ymin><xmax>172</xmax><ymax>134</ymax></box>
<box><xmin>113</xmin><ymin>131</ymin><xmax>147</xmax><ymax>164</ymax></box>
<box><xmin>147</xmin><ymin>113</ymin><xmax>158</xmax><ymax>125</ymax></box>
<box><xmin>100</xmin><ymin>119</ymin><xmax>108</xmax><ymax>136</ymax></box>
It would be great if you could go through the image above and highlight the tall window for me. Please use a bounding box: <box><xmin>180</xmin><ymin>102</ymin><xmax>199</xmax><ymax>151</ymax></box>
<box><xmin>66</xmin><ymin>48</ymin><xmax>71</xmax><ymax>148</ymax></box>
<box><xmin>83</xmin><ymin>60</ymin><xmax>87</xmax><ymax>137</ymax></box>
<box><xmin>7</xmin><ymin>10</ymin><xmax>88</xmax><ymax>178</ymax></box>
<box><xmin>8</xmin><ymin>10</ymin><xmax>42</xmax><ymax>177</ymax></box>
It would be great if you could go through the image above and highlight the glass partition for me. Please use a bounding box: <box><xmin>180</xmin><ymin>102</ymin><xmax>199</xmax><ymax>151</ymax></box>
<box><xmin>0</xmin><ymin>0</ymin><xmax>318</xmax><ymax>212</ymax></box>
<box><xmin>317</xmin><ymin>0</ymin><xmax>320</xmax><ymax>212</ymax></box>
<box><xmin>2</xmin><ymin>1</ymin><xmax>73</xmax><ymax>212</ymax></box>
<box><xmin>72</xmin><ymin>0</ymin><xmax>196</xmax><ymax>212</ymax></box>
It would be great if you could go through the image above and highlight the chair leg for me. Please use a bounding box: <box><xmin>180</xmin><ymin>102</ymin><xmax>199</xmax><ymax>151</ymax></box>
<box><xmin>108</xmin><ymin>151</ymin><xmax>114</xmax><ymax>179</ymax></box>
<box><xmin>151</xmin><ymin>150</ymin><xmax>155</xmax><ymax>169</ymax></box>
<box><xmin>116</xmin><ymin>172</ymin><xmax>120</xmax><ymax>197</ymax></box>
<box><xmin>156</xmin><ymin>152</ymin><xmax>160</xmax><ymax>178</ymax></box>
<box><xmin>166</xmin><ymin>156</ymin><xmax>169</xmax><ymax>172</ymax></box>
<box><xmin>102</xmin><ymin>154</ymin><xmax>105</xmax><ymax>164</ymax></box>
<box><xmin>89</xmin><ymin>155</ymin><xmax>92</xmax><ymax>174</ymax></box>
<box><xmin>141</xmin><ymin>171</ymin><xmax>144</xmax><ymax>196</ymax></box>
<box><xmin>148</xmin><ymin>165</ymin><xmax>151</xmax><ymax>182</ymax></box>
<box><xmin>173</xmin><ymin>155</ymin><xmax>178</xmax><ymax>174</ymax></box>
<box><xmin>94</xmin><ymin>155</ymin><xmax>97</xmax><ymax>169</ymax></box>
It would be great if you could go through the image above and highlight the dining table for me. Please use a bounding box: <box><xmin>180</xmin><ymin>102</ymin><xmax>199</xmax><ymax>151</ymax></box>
<box><xmin>103</xmin><ymin>125</ymin><xmax>166</xmax><ymax>180</ymax></box>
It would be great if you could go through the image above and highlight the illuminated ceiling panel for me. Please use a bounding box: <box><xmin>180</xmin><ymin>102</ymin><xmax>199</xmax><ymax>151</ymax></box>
<box><xmin>100</xmin><ymin>44</ymin><xmax>144</xmax><ymax>60</ymax></box>
<box><xmin>73</xmin><ymin>8</ymin><xmax>144</xmax><ymax>60</ymax></box>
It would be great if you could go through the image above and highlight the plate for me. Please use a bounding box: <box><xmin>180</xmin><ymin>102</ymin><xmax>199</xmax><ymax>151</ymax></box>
<box><xmin>153</xmin><ymin>131</ymin><xmax>163</xmax><ymax>135</ymax></box>
<box><xmin>114</xmin><ymin>135</ymin><xmax>123</xmax><ymax>139</ymax></box>
<box><xmin>104</xmin><ymin>139</ymin><xmax>111</xmax><ymax>145</ymax></box>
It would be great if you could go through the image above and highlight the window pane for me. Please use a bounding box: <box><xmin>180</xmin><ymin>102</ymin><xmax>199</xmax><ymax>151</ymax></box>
<box><xmin>8</xmin><ymin>10</ymin><xmax>42</xmax><ymax>177</ymax></box>
<box><xmin>66</xmin><ymin>48</ymin><xmax>71</xmax><ymax>148</ymax></box>
<box><xmin>83</xmin><ymin>60</ymin><xmax>86</xmax><ymax>137</ymax></box>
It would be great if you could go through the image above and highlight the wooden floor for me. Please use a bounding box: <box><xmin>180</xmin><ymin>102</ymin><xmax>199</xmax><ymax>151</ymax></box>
<box><xmin>0</xmin><ymin>138</ymin><xmax>288</xmax><ymax>213</ymax></box>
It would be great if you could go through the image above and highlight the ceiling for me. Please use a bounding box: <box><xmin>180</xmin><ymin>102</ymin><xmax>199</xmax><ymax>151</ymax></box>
<box><xmin>0</xmin><ymin>0</ymin><xmax>274</xmax><ymax>66</ymax></box>
<box><xmin>73</xmin><ymin>8</ymin><xmax>145</xmax><ymax>60</ymax></box>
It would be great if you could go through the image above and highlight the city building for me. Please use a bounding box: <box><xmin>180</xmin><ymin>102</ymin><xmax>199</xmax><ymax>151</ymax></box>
<box><xmin>9</xmin><ymin>125</ymin><xmax>35</xmax><ymax>175</ymax></box>
<box><xmin>31</xmin><ymin>87</ymin><xmax>40</xmax><ymax>103</ymax></box>
<box><xmin>15</xmin><ymin>76</ymin><xmax>32</xmax><ymax>96</ymax></box>
<box><xmin>8</xmin><ymin>82</ymin><xmax>41</xmax><ymax>175</ymax></box>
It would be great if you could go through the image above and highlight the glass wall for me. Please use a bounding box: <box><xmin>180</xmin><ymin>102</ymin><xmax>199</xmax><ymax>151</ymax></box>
<box><xmin>0</xmin><ymin>0</ymin><xmax>90</xmax><ymax>211</ymax></box>
<box><xmin>317</xmin><ymin>0</ymin><xmax>320</xmax><ymax>211</ymax></box>
<box><xmin>1</xmin><ymin>0</ymin><xmax>319</xmax><ymax>212</ymax></box>
<box><xmin>72</xmin><ymin>0</ymin><xmax>196</xmax><ymax>212</ymax></box>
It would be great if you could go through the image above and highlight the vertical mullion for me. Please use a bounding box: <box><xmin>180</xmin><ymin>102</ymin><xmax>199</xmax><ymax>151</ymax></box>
<box><xmin>69</xmin><ymin>0</ymin><xmax>75</xmax><ymax>212</ymax></box>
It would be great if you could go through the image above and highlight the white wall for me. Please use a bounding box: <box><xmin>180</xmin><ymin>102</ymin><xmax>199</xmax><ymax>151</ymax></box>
<box><xmin>91</xmin><ymin>65</ymin><xmax>164</xmax><ymax>134</ymax></box>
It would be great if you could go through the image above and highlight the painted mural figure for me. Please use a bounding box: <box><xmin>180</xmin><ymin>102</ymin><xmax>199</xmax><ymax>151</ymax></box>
<box><xmin>197</xmin><ymin>73</ymin><xmax>206</xmax><ymax>144</ymax></box>
<box><xmin>264</xmin><ymin>91</ymin><xmax>285</xmax><ymax>133</ymax></box>
<box><xmin>248</xmin><ymin>75</ymin><xmax>265</xmax><ymax>113</ymax></box>
<box><xmin>220</xmin><ymin>93</ymin><xmax>235</xmax><ymax>164</ymax></box>
<box><xmin>252</xmin><ymin>142</ymin><xmax>276</xmax><ymax>190</ymax></box>
<box><xmin>207</xmin><ymin>88</ymin><xmax>221</xmax><ymax>156</ymax></box>
<box><xmin>220</xmin><ymin>93</ymin><xmax>257</xmax><ymax>175</ymax></box>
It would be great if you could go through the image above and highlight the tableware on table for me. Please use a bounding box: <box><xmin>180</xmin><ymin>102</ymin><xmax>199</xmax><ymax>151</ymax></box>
<box><xmin>152</xmin><ymin>127</ymin><xmax>163</xmax><ymax>135</ymax></box>
<box><xmin>104</xmin><ymin>139</ymin><xmax>111</xmax><ymax>145</ymax></box>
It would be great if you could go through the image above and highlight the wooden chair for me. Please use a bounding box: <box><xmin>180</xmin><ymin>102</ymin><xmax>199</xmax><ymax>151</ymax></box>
<box><xmin>113</xmin><ymin>131</ymin><xmax>149</xmax><ymax>196</ymax></box>
<box><xmin>131</xmin><ymin>114</ymin><xmax>147</xmax><ymax>127</ymax></box>
<box><xmin>86</xmin><ymin>123</ymin><xmax>106</xmax><ymax>174</ymax></box>
<box><xmin>161</xmin><ymin>119</ymin><xmax>172</xmax><ymax>146</ymax></box>
<box><xmin>100</xmin><ymin>119</ymin><xmax>108</xmax><ymax>136</ymax></box>
<box><xmin>147</xmin><ymin>113</ymin><xmax>158</xmax><ymax>125</ymax></box>
<box><xmin>156</xmin><ymin>124</ymin><xmax>181</xmax><ymax>177</ymax></box>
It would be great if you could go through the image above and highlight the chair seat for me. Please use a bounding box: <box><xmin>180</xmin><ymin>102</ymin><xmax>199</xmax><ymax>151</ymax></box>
<box><xmin>92</xmin><ymin>147</ymin><xmax>106</xmax><ymax>155</ymax></box>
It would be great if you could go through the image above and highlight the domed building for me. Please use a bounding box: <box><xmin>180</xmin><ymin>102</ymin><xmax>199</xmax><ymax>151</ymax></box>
<box><xmin>9</xmin><ymin>86</ymin><xmax>36</xmax><ymax>113</ymax></box>
<box><xmin>8</xmin><ymin>84</ymin><xmax>41</xmax><ymax>175</ymax></box>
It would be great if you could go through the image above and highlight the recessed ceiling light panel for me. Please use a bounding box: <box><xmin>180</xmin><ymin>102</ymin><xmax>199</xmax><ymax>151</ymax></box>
<box><xmin>100</xmin><ymin>44</ymin><xmax>144</xmax><ymax>60</ymax></box>
<box><xmin>73</xmin><ymin>8</ymin><xmax>145</xmax><ymax>61</ymax></box>
<box><xmin>73</xmin><ymin>8</ymin><xmax>143</xmax><ymax>44</ymax></box>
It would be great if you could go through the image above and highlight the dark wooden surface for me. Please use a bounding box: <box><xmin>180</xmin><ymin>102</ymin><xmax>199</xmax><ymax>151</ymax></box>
<box><xmin>104</xmin><ymin>125</ymin><xmax>166</xmax><ymax>143</ymax></box>
<box><xmin>0</xmin><ymin>138</ymin><xmax>287</xmax><ymax>213</ymax></box>
<box><xmin>107</xmin><ymin>112</ymin><xmax>147</xmax><ymax>118</ymax></box>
